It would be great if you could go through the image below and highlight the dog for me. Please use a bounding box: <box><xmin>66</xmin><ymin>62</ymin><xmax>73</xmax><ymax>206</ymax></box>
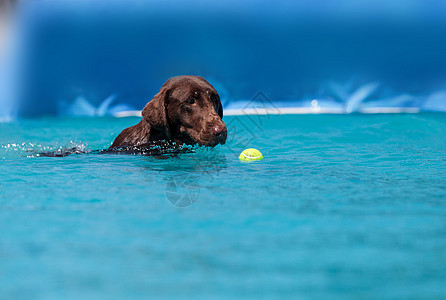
<box><xmin>110</xmin><ymin>76</ymin><xmax>227</xmax><ymax>149</ymax></box>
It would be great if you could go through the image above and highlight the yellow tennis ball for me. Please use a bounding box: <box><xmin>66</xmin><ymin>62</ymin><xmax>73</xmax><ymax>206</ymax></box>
<box><xmin>239</xmin><ymin>148</ymin><xmax>264</xmax><ymax>161</ymax></box>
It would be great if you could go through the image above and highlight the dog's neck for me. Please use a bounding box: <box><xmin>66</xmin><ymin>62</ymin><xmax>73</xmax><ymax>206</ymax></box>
<box><xmin>139</xmin><ymin>119</ymin><xmax>168</xmax><ymax>143</ymax></box>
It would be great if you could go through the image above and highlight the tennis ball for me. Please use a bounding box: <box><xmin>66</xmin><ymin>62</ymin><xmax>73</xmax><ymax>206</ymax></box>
<box><xmin>239</xmin><ymin>148</ymin><xmax>263</xmax><ymax>161</ymax></box>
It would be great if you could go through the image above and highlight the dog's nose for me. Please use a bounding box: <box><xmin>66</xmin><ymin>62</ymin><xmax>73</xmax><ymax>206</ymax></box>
<box><xmin>213</xmin><ymin>124</ymin><xmax>227</xmax><ymax>143</ymax></box>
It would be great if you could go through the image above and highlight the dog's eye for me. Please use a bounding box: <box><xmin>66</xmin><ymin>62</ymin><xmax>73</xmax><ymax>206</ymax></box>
<box><xmin>185</xmin><ymin>98</ymin><xmax>195</xmax><ymax>105</ymax></box>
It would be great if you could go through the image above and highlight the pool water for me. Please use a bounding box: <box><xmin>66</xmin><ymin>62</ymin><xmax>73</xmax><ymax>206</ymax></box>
<box><xmin>1</xmin><ymin>114</ymin><xmax>446</xmax><ymax>299</ymax></box>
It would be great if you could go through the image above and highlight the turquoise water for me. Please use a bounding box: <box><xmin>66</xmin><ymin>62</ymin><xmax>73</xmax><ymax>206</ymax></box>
<box><xmin>1</xmin><ymin>114</ymin><xmax>446</xmax><ymax>299</ymax></box>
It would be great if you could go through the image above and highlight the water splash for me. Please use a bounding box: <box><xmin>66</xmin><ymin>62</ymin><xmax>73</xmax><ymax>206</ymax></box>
<box><xmin>0</xmin><ymin>141</ymin><xmax>90</xmax><ymax>158</ymax></box>
<box><xmin>102</xmin><ymin>141</ymin><xmax>196</xmax><ymax>157</ymax></box>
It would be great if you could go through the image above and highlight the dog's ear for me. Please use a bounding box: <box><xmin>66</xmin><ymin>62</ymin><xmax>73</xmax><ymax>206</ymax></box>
<box><xmin>142</xmin><ymin>87</ymin><xmax>171</xmax><ymax>139</ymax></box>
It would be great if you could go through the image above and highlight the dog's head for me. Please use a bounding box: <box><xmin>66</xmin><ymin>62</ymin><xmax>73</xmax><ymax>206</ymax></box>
<box><xmin>142</xmin><ymin>76</ymin><xmax>227</xmax><ymax>147</ymax></box>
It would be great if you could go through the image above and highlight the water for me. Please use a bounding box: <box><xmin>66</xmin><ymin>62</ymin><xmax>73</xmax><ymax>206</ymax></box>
<box><xmin>1</xmin><ymin>114</ymin><xmax>446</xmax><ymax>299</ymax></box>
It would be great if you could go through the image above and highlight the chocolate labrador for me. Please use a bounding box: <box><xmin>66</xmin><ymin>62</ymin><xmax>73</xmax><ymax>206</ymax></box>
<box><xmin>110</xmin><ymin>76</ymin><xmax>227</xmax><ymax>149</ymax></box>
<box><xmin>36</xmin><ymin>76</ymin><xmax>226</xmax><ymax>157</ymax></box>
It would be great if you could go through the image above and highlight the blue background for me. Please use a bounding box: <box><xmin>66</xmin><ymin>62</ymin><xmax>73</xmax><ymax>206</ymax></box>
<box><xmin>1</xmin><ymin>0</ymin><xmax>446</xmax><ymax>118</ymax></box>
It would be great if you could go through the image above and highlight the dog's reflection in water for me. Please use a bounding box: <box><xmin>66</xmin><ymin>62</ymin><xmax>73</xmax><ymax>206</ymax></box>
<box><xmin>139</xmin><ymin>147</ymin><xmax>228</xmax><ymax>174</ymax></box>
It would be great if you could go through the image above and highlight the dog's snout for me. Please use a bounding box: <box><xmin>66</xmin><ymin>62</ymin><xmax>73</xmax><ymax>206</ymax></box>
<box><xmin>213</xmin><ymin>124</ymin><xmax>227</xmax><ymax>143</ymax></box>
<box><xmin>213</xmin><ymin>125</ymin><xmax>226</xmax><ymax>137</ymax></box>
